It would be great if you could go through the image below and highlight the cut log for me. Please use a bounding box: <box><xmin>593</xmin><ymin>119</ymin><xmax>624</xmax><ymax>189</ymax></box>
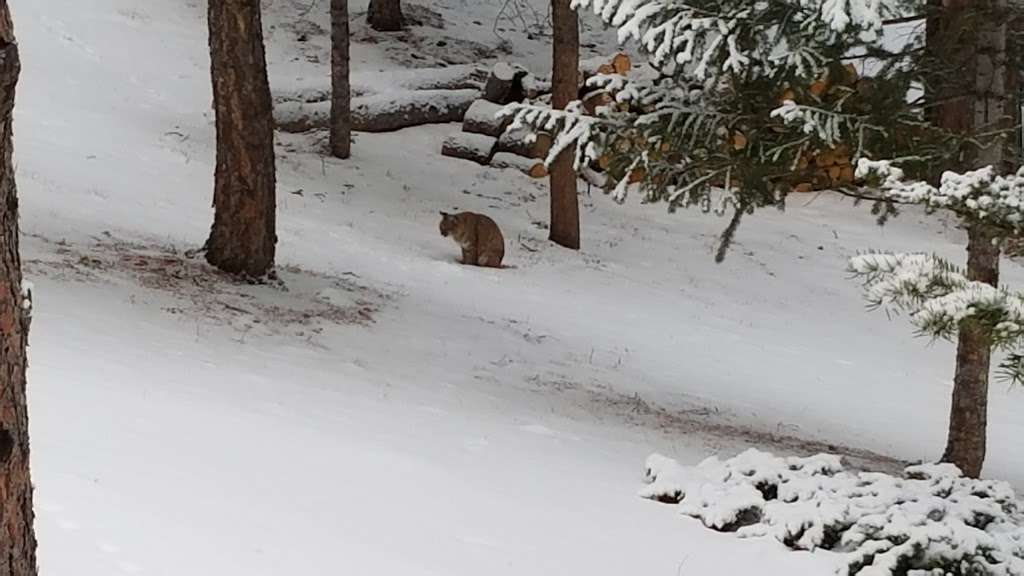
<box><xmin>352</xmin><ymin>89</ymin><xmax>479</xmax><ymax>132</ymax></box>
<box><xmin>495</xmin><ymin>128</ymin><xmax>552</xmax><ymax>159</ymax></box>
<box><xmin>491</xmin><ymin>152</ymin><xmax>547</xmax><ymax>177</ymax></box>
<box><xmin>520</xmin><ymin>73</ymin><xmax>551</xmax><ymax>99</ymax></box>
<box><xmin>442</xmin><ymin>132</ymin><xmax>497</xmax><ymax>165</ymax></box>
<box><xmin>527</xmin><ymin>162</ymin><xmax>549</xmax><ymax>178</ymax></box>
<box><xmin>483</xmin><ymin>62</ymin><xmax>519</xmax><ymax>104</ymax></box>
<box><xmin>582</xmin><ymin>91</ymin><xmax>613</xmax><ymax>115</ymax></box>
<box><xmin>579</xmin><ymin>56</ymin><xmax>614</xmax><ymax>78</ymax></box>
<box><xmin>462</xmin><ymin>99</ymin><xmax>512</xmax><ymax>137</ymax></box>
<box><xmin>275</xmin><ymin>89</ymin><xmax>479</xmax><ymax>133</ymax></box>
<box><xmin>611</xmin><ymin>53</ymin><xmax>631</xmax><ymax>75</ymax></box>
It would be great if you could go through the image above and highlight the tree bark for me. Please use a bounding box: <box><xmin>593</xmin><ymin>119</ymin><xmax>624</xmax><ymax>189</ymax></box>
<box><xmin>206</xmin><ymin>0</ymin><xmax>277</xmax><ymax>278</ymax></box>
<box><xmin>548</xmin><ymin>0</ymin><xmax>580</xmax><ymax>250</ymax></box>
<box><xmin>942</xmin><ymin>224</ymin><xmax>999</xmax><ymax>478</ymax></box>
<box><xmin>330</xmin><ymin>0</ymin><xmax>351</xmax><ymax>159</ymax></box>
<box><xmin>0</xmin><ymin>3</ymin><xmax>38</xmax><ymax>575</ymax></box>
<box><xmin>927</xmin><ymin>0</ymin><xmax>1017</xmax><ymax>477</ymax></box>
<box><xmin>367</xmin><ymin>0</ymin><xmax>404</xmax><ymax>32</ymax></box>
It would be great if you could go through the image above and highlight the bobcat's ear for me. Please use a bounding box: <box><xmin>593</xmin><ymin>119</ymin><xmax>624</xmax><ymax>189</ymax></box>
<box><xmin>439</xmin><ymin>210</ymin><xmax>449</xmax><ymax>217</ymax></box>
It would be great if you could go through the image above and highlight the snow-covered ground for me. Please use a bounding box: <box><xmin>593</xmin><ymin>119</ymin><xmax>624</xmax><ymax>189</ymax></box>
<box><xmin>12</xmin><ymin>0</ymin><xmax>1024</xmax><ymax>574</ymax></box>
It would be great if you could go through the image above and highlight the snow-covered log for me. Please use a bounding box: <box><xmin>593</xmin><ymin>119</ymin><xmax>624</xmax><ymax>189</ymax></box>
<box><xmin>274</xmin><ymin>100</ymin><xmax>330</xmax><ymax>133</ymax></box>
<box><xmin>490</xmin><ymin>152</ymin><xmax>548</xmax><ymax>177</ymax></box>
<box><xmin>355</xmin><ymin>64</ymin><xmax>487</xmax><ymax>94</ymax></box>
<box><xmin>353</xmin><ymin>89</ymin><xmax>479</xmax><ymax>132</ymax></box>
<box><xmin>520</xmin><ymin>73</ymin><xmax>551</xmax><ymax>99</ymax></box>
<box><xmin>462</xmin><ymin>99</ymin><xmax>512</xmax><ymax>137</ymax></box>
<box><xmin>495</xmin><ymin>127</ymin><xmax>551</xmax><ymax>159</ymax></box>
<box><xmin>441</xmin><ymin>132</ymin><xmax>497</xmax><ymax>165</ymax></box>
<box><xmin>483</xmin><ymin>62</ymin><xmax>528</xmax><ymax>104</ymax></box>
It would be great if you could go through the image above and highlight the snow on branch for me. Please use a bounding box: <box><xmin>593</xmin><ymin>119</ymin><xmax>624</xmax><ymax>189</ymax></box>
<box><xmin>848</xmin><ymin>252</ymin><xmax>1024</xmax><ymax>383</ymax></box>
<box><xmin>856</xmin><ymin>160</ymin><xmax>1024</xmax><ymax>233</ymax></box>
<box><xmin>571</xmin><ymin>0</ymin><xmax>885</xmax><ymax>77</ymax></box>
<box><xmin>643</xmin><ymin>449</ymin><xmax>1024</xmax><ymax>576</ymax></box>
<box><xmin>501</xmin><ymin>101</ymin><xmax>610</xmax><ymax>171</ymax></box>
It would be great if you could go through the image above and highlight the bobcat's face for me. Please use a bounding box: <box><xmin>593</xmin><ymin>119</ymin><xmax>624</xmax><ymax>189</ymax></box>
<box><xmin>439</xmin><ymin>212</ymin><xmax>457</xmax><ymax>238</ymax></box>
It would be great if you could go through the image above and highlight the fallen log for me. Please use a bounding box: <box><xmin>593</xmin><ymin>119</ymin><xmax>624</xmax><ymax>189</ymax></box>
<box><xmin>274</xmin><ymin>100</ymin><xmax>330</xmax><ymax>133</ymax></box>
<box><xmin>275</xmin><ymin>89</ymin><xmax>480</xmax><ymax>133</ymax></box>
<box><xmin>462</xmin><ymin>99</ymin><xmax>512</xmax><ymax>137</ymax></box>
<box><xmin>354</xmin><ymin>64</ymin><xmax>487</xmax><ymax>93</ymax></box>
<box><xmin>441</xmin><ymin>132</ymin><xmax>498</xmax><ymax>165</ymax></box>
<box><xmin>495</xmin><ymin>127</ymin><xmax>552</xmax><ymax>159</ymax></box>
<box><xmin>353</xmin><ymin>89</ymin><xmax>479</xmax><ymax>132</ymax></box>
<box><xmin>490</xmin><ymin>152</ymin><xmax>548</xmax><ymax>177</ymax></box>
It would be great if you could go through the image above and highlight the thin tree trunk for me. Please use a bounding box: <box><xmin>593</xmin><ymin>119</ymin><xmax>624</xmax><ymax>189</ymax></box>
<box><xmin>928</xmin><ymin>0</ymin><xmax>1016</xmax><ymax>477</ymax></box>
<box><xmin>206</xmin><ymin>0</ymin><xmax>277</xmax><ymax>278</ymax></box>
<box><xmin>0</xmin><ymin>3</ymin><xmax>38</xmax><ymax>574</ymax></box>
<box><xmin>942</xmin><ymin>223</ymin><xmax>999</xmax><ymax>478</ymax></box>
<box><xmin>330</xmin><ymin>0</ymin><xmax>351</xmax><ymax>159</ymax></box>
<box><xmin>367</xmin><ymin>0</ymin><xmax>403</xmax><ymax>32</ymax></box>
<box><xmin>548</xmin><ymin>0</ymin><xmax>580</xmax><ymax>250</ymax></box>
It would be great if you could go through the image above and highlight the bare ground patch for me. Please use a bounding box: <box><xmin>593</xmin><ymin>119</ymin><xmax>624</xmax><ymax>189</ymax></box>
<box><xmin>24</xmin><ymin>233</ymin><xmax>394</xmax><ymax>341</ymax></box>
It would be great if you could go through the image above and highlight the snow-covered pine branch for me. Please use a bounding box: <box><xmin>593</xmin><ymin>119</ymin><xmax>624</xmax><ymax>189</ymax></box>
<box><xmin>849</xmin><ymin>252</ymin><xmax>1024</xmax><ymax>384</ymax></box>
<box><xmin>501</xmin><ymin>101</ymin><xmax>607</xmax><ymax>172</ymax></box>
<box><xmin>570</xmin><ymin>0</ymin><xmax>886</xmax><ymax>79</ymax></box>
<box><xmin>643</xmin><ymin>449</ymin><xmax>1024</xmax><ymax>576</ymax></box>
<box><xmin>857</xmin><ymin>160</ymin><xmax>1024</xmax><ymax>233</ymax></box>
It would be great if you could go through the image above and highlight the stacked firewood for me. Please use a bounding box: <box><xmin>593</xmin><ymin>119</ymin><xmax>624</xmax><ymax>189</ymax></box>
<box><xmin>441</xmin><ymin>53</ymin><xmax>632</xmax><ymax>181</ymax></box>
<box><xmin>784</xmin><ymin>64</ymin><xmax>860</xmax><ymax>192</ymax></box>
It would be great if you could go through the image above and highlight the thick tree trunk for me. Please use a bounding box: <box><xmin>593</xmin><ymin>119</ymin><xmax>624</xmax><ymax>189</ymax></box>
<box><xmin>927</xmin><ymin>0</ymin><xmax>1017</xmax><ymax>477</ymax></box>
<box><xmin>548</xmin><ymin>0</ymin><xmax>580</xmax><ymax>250</ymax></box>
<box><xmin>367</xmin><ymin>0</ymin><xmax>403</xmax><ymax>32</ymax></box>
<box><xmin>330</xmin><ymin>0</ymin><xmax>351</xmax><ymax>159</ymax></box>
<box><xmin>206</xmin><ymin>0</ymin><xmax>277</xmax><ymax>278</ymax></box>
<box><xmin>0</xmin><ymin>4</ymin><xmax>38</xmax><ymax>575</ymax></box>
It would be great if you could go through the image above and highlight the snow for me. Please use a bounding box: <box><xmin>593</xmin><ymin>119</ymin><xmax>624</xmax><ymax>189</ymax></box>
<box><xmin>12</xmin><ymin>0</ymin><xmax>1024</xmax><ymax>575</ymax></box>
<box><xmin>643</xmin><ymin>449</ymin><xmax>1024</xmax><ymax>575</ymax></box>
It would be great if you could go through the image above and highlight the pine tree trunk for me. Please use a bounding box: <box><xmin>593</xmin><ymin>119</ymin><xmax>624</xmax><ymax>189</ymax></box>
<box><xmin>330</xmin><ymin>0</ymin><xmax>351</xmax><ymax>159</ymax></box>
<box><xmin>928</xmin><ymin>0</ymin><xmax>1017</xmax><ymax>478</ymax></box>
<box><xmin>942</xmin><ymin>223</ymin><xmax>999</xmax><ymax>478</ymax></box>
<box><xmin>367</xmin><ymin>0</ymin><xmax>403</xmax><ymax>32</ymax></box>
<box><xmin>0</xmin><ymin>4</ymin><xmax>38</xmax><ymax>575</ymax></box>
<box><xmin>548</xmin><ymin>0</ymin><xmax>580</xmax><ymax>250</ymax></box>
<box><xmin>206</xmin><ymin>0</ymin><xmax>276</xmax><ymax>278</ymax></box>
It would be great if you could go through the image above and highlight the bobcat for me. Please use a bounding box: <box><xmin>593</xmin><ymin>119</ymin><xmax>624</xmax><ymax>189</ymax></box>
<box><xmin>439</xmin><ymin>211</ymin><xmax>505</xmax><ymax>268</ymax></box>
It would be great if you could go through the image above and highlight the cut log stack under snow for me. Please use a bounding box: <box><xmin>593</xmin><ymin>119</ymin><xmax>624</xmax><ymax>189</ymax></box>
<box><xmin>441</xmin><ymin>55</ymin><xmax>631</xmax><ymax>180</ymax></box>
<box><xmin>782</xmin><ymin>64</ymin><xmax>860</xmax><ymax>192</ymax></box>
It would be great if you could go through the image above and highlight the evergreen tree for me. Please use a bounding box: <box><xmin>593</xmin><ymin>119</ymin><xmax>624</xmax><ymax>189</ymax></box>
<box><xmin>506</xmin><ymin>0</ymin><xmax>1022</xmax><ymax>476</ymax></box>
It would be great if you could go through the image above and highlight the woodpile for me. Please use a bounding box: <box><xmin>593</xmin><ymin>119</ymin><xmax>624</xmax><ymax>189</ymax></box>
<box><xmin>783</xmin><ymin>64</ymin><xmax>860</xmax><ymax>192</ymax></box>
<box><xmin>792</xmin><ymin>145</ymin><xmax>855</xmax><ymax>192</ymax></box>
<box><xmin>440</xmin><ymin>53</ymin><xmax>632</xmax><ymax>181</ymax></box>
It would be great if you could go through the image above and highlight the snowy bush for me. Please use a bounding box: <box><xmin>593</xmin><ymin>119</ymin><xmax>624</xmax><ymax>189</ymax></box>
<box><xmin>642</xmin><ymin>449</ymin><xmax>1024</xmax><ymax>575</ymax></box>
